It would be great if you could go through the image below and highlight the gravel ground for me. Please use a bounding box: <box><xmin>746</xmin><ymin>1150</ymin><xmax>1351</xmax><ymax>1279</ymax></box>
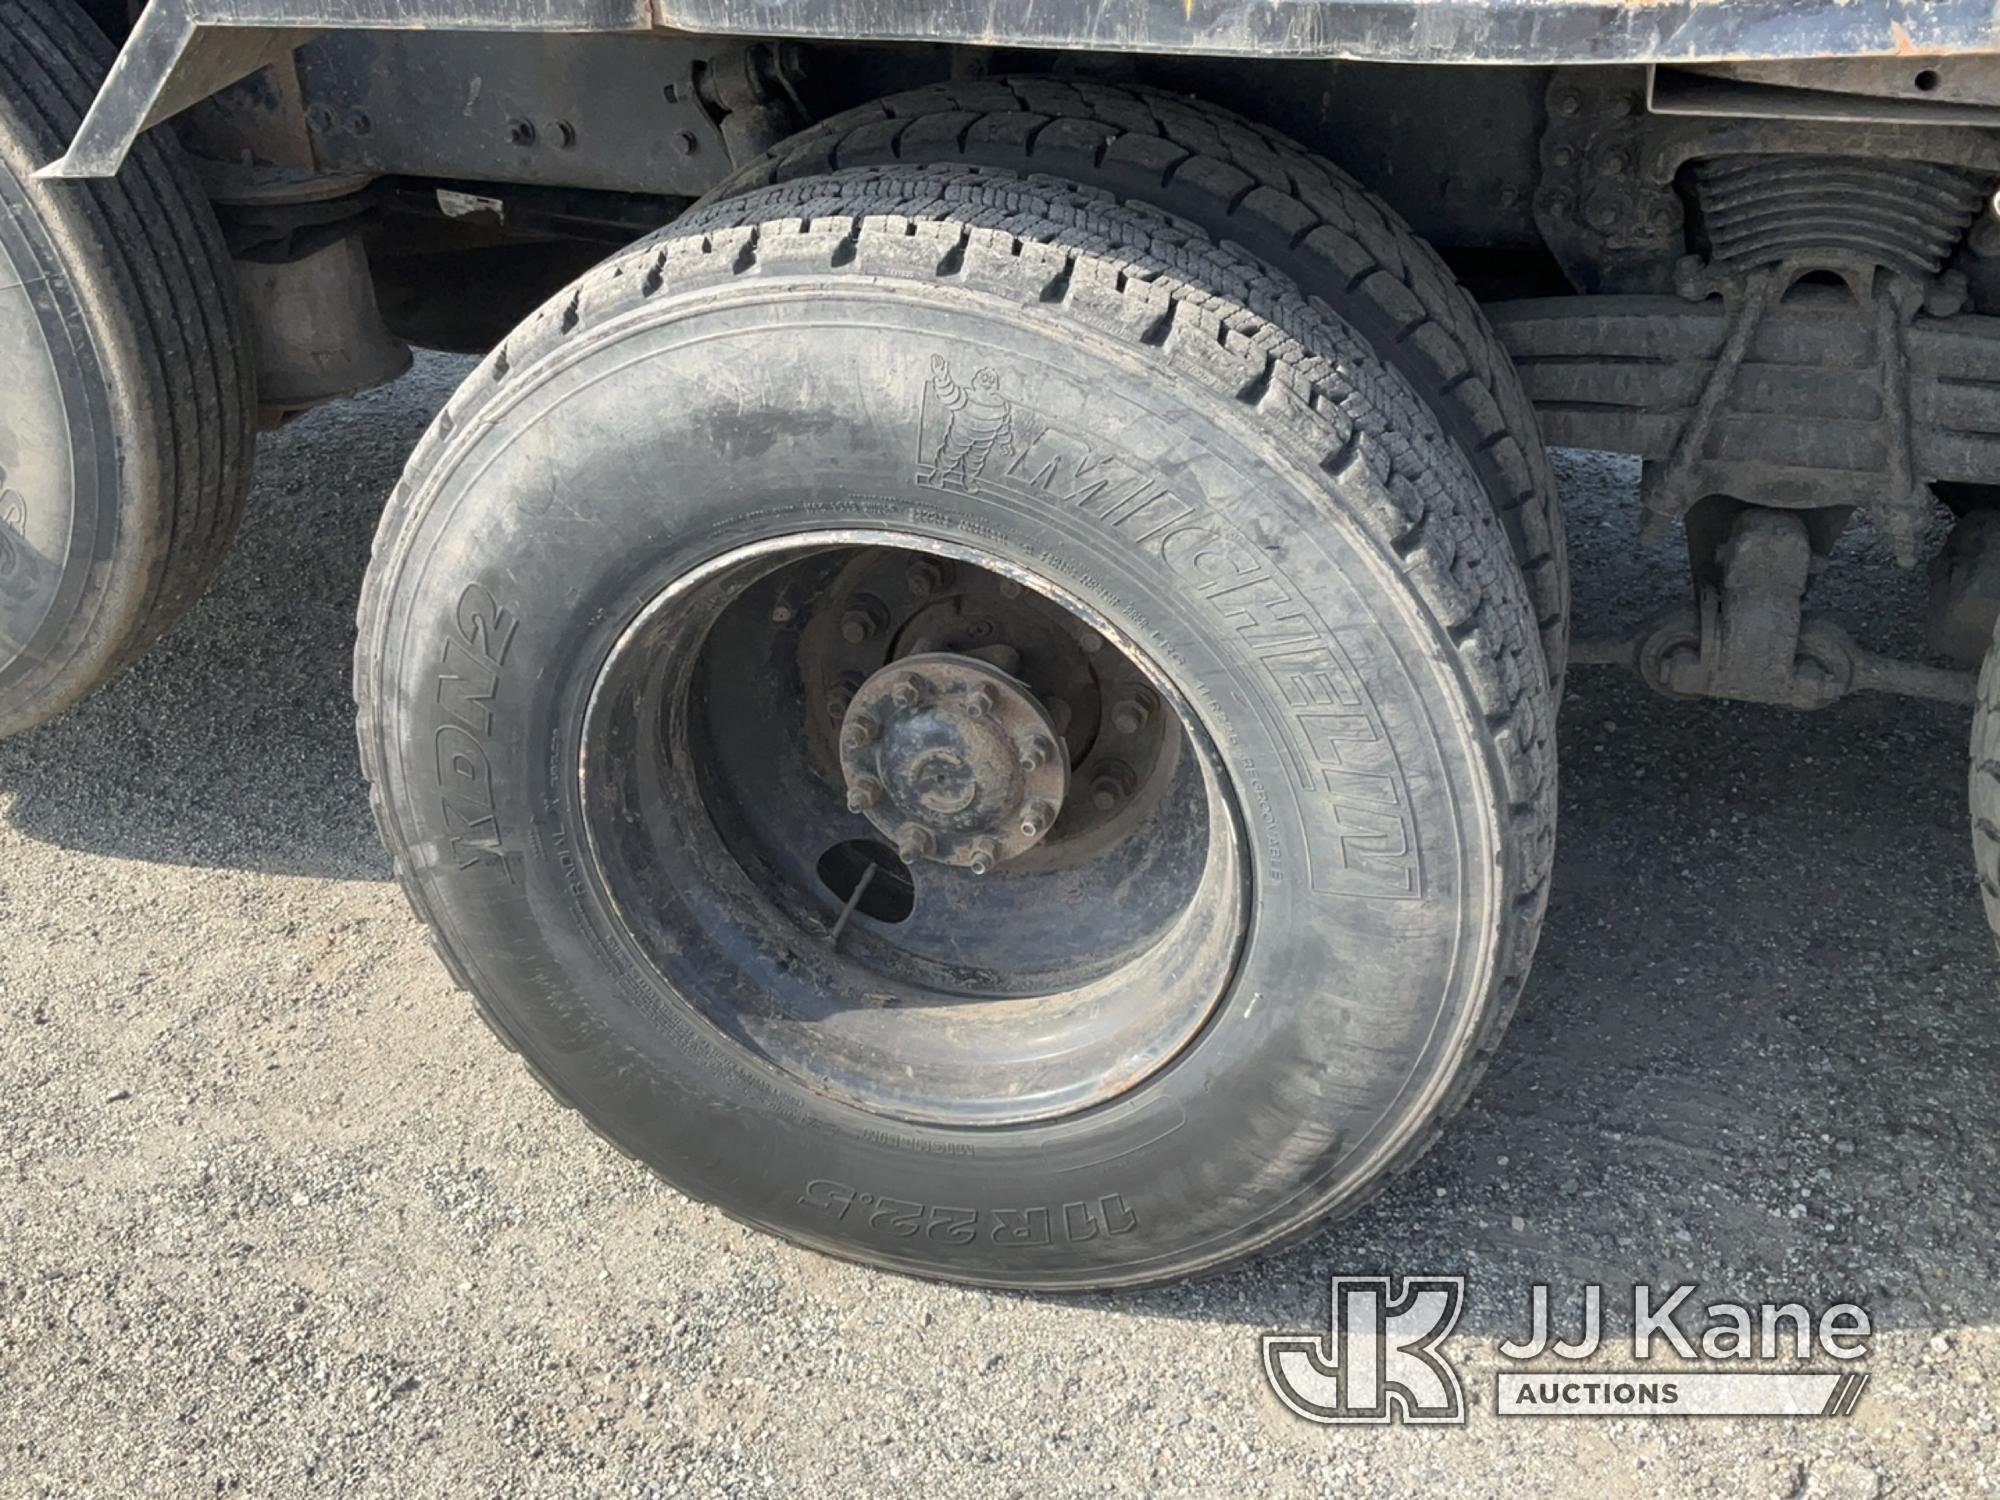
<box><xmin>3</xmin><ymin>355</ymin><xmax>1998</xmax><ymax>1497</ymax></box>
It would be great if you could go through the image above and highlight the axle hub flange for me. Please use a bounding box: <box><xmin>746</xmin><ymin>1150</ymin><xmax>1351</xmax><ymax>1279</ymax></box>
<box><xmin>838</xmin><ymin>651</ymin><xmax>1069</xmax><ymax>870</ymax></box>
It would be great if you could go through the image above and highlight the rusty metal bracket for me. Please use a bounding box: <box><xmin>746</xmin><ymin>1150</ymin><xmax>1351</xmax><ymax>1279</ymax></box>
<box><xmin>1691</xmin><ymin>508</ymin><xmax>1815</xmax><ymax>703</ymax></box>
<box><xmin>1638</xmin><ymin>253</ymin><xmax>1958</xmax><ymax>568</ymax></box>
<box><xmin>46</xmin><ymin>0</ymin><xmax>2000</xmax><ymax>186</ymax></box>
<box><xmin>35</xmin><ymin>0</ymin><xmax>650</xmax><ymax>181</ymax></box>
<box><xmin>1493</xmin><ymin>291</ymin><xmax>2000</xmax><ymax>508</ymax></box>
<box><xmin>1573</xmin><ymin>509</ymin><xmax>1977</xmax><ymax>708</ymax></box>
<box><xmin>648</xmin><ymin>0</ymin><xmax>2000</xmax><ymax>69</ymax></box>
<box><xmin>1872</xmin><ymin>269</ymin><xmax>1936</xmax><ymax>568</ymax></box>
<box><xmin>1533</xmin><ymin>71</ymin><xmax>1685</xmax><ymax>295</ymax></box>
<box><xmin>1650</xmin><ymin>58</ymin><xmax>2000</xmax><ymax>127</ymax></box>
<box><xmin>1639</xmin><ymin>261</ymin><xmax>1780</xmax><ymax>541</ymax></box>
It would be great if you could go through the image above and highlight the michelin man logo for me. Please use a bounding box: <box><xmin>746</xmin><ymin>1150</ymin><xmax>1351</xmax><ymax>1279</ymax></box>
<box><xmin>924</xmin><ymin>354</ymin><xmax>1017</xmax><ymax>487</ymax></box>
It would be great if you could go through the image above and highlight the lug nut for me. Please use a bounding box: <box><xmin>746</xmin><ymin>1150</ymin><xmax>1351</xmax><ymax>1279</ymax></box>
<box><xmin>841</xmin><ymin>716</ymin><xmax>877</xmax><ymax>752</ymax></box>
<box><xmin>889</xmin><ymin>673</ymin><xmax>925</xmax><ymax>709</ymax></box>
<box><xmin>826</xmin><ymin>672</ymin><xmax>862</xmax><ymax>720</ymax></box>
<box><xmin>1110</xmin><ymin>693</ymin><xmax>1154</xmax><ymax>736</ymax></box>
<box><xmin>1018</xmin><ymin>736</ymin><xmax>1055</xmax><ymax>771</ymax></box>
<box><xmin>847</xmin><ymin>777</ymin><xmax>882</xmax><ymax>812</ymax></box>
<box><xmin>1090</xmin><ymin>759</ymin><xmax>1137</xmax><ymax>813</ymax></box>
<box><xmin>839</xmin><ymin>594</ymin><xmax>888</xmax><ymax>645</ymax></box>
<box><xmin>966</xmin><ymin>837</ymin><xmax>998</xmax><ymax>876</ymax></box>
<box><xmin>896</xmin><ymin>824</ymin><xmax>935</xmax><ymax>861</ymax></box>
<box><xmin>905</xmin><ymin>560</ymin><xmax>944</xmax><ymax>597</ymax></box>
<box><xmin>1019</xmin><ymin>800</ymin><xmax>1057</xmax><ymax>841</ymax></box>
<box><xmin>964</xmin><ymin>686</ymin><xmax>996</xmax><ymax>719</ymax></box>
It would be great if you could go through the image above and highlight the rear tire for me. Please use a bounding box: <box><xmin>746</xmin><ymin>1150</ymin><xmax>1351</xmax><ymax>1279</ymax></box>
<box><xmin>357</xmin><ymin>170</ymin><xmax>1556</xmax><ymax>1287</ymax></box>
<box><xmin>0</xmin><ymin>0</ymin><xmax>255</xmax><ymax>737</ymax></box>
<box><xmin>1970</xmin><ymin>628</ymin><xmax>2000</xmax><ymax>947</ymax></box>
<box><xmin>701</xmin><ymin>76</ymin><xmax>1570</xmax><ymax>699</ymax></box>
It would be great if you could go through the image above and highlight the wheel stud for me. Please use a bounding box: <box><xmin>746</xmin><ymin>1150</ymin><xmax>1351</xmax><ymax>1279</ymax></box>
<box><xmin>1019</xmin><ymin>800</ymin><xmax>1056</xmax><ymax>841</ymax></box>
<box><xmin>964</xmin><ymin>686</ymin><xmax>996</xmax><ymax>719</ymax></box>
<box><xmin>1018</xmin><ymin>735</ymin><xmax>1054</xmax><ymax>771</ymax></box>
<box><xmin>1110</xmin><ymin>692</ymin><xmax>1154</xmax><ymax>735</ymax></box>
<box><xmin>826</xmin><ymin>672</ymin><xmax>862</xmax><ymax>720</ymax></box>
<box><xmin>896</xmin><ymin>823</ymin><xmax>935</xmax><ymax>861</ymax></box>
<box><xmin>965</xmin><ymin>837</ymin><xmax>998</xmax><ymax>875</ymax></box>
<box><xmin>1090</xmin><ymin>759</ymin><xmax>1136</xmax><ymax>812</ymax></box>
<box><xmin>841</xmin><ymin>715</ymin><xmax>878</xmax><ymax>751</ymax></box>
<box><xmin>847</xmin><ymin>777</ymin><xmax>882</xmax><ymax>812</ymax></box>
<box><xmin>839</xmin><ymin>594</ymin><xmax>888</xmax><ymax>645</ymax></box>
<box><xmin>889</xmin><ymin>673</ymin><xmax>926</xmax><ymax>709</ymax></box>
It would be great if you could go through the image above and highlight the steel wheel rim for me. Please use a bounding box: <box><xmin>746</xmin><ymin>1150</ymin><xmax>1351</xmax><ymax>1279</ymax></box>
<box><xmin>577</xmin><ymin>528</ymin><xmax>1252</xmax><ymax>1127</ymax></box>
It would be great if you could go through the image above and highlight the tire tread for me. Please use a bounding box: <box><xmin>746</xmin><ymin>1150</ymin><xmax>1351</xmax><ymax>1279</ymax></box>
<box><xmin>699</xmin><ymin>76</ymin><xmax>1568</xmax><ymax>697</ymax></box>
<box><xmin>0</xmin><ymin>0</ymin><xmax>253</xmax><ymax>735</ymax></box>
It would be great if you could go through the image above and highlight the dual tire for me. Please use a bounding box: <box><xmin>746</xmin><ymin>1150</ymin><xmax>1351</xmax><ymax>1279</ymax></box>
<box><xmin>1</xmin><ymin>6</ymin><xmax>1566</xmax><ymax>1284</ymax></box>
<box><xmin>0</xmin><ymin>0</ymin><xmax>253</xmax><ymax>737</ymax></box>
<box><xmin>704</xmin><ymin>78</ymin><xmax>1572</xmax><ymax>700</ymax></box>
<box><xmin>356</xmin><ymin>169</ymin><xmax>1559</xmax><ymax>1286</ymax></box>
<box><xmin>11</xmin><ymin>7</ymin><xmax>2000</xmax><ymax>1284</ymax></box>
<box><xmin>3</xmin><ymin>9</ymin><xmax>1562</xmax><ymax>1282</ymax></box>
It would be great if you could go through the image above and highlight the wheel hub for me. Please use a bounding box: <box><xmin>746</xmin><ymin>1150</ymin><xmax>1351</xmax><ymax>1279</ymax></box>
<box><xmin>838</xmin><ymin>651</ymin><xmax>1069</xmax><ymax>872</ymax></box>
<box><xmin>801</xmin><ymin>547</ymin><xmax>1180</xmax><ymax>863</ymax></box>
<box><xmin>584</xmin><ymin>533</ymin><xmax>1239</xmax><ymax>1126</ymax></box>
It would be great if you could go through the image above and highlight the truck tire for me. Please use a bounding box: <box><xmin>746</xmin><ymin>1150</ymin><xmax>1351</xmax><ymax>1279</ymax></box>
<box><xmin>0</xmin><ymin>0</ymin><xmax>255</xmax><ymax>738</ymax></box>
<box><xmin>702</xmin><ymin>76</ymin><xmax>1570</xmax><ymax>699</ymax></box>
<box><xmin>1971</xmin><ymin>635</ymin><xmax>2000</xmax><ymax>947</ymax></box>
<box><xmin>356</xmin><ymin>170</ymin><xmax>1556</xmax><ymax>1288</ymax></box>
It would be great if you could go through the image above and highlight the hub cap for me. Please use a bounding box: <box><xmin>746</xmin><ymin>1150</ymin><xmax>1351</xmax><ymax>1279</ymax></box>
<box><xmin>839</xmin><ymin>652</ymin><xmax>1069</xmax><ymax>871</ymax></box>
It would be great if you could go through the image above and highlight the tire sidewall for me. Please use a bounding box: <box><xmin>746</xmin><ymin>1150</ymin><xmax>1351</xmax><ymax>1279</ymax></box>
<box><xmin>368</xmin><ymin>276</ymin><xmax>1505</xmax><ymax>1286</ymax></box>
<box><xmin>0</xmin><ymin>129</ymin><xmax>127</xmax><ymax>721</ymax></box>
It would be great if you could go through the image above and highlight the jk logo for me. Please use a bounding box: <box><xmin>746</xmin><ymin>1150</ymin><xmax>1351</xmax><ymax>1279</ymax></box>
<box><xmin>1262</xmin><ymin>1275</ymin><xmax>1467</xmax><ymax>1425</ymax></box>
